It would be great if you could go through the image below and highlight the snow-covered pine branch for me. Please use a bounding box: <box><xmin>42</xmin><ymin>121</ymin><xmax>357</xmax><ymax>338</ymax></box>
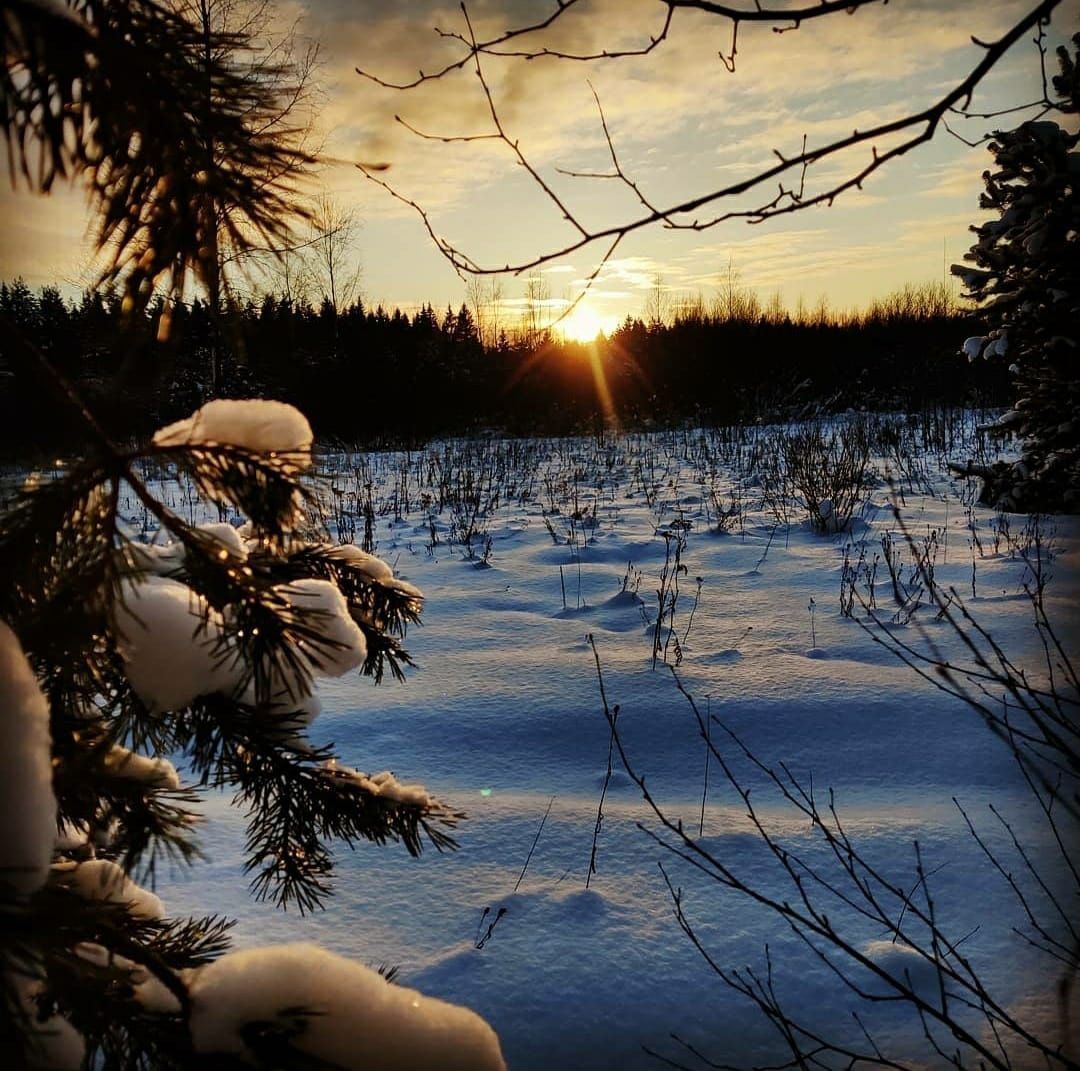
<box><xmin>0</xmin><ymin>399</ymin><xmax>501</xmax><ymax>1069</ymax></box>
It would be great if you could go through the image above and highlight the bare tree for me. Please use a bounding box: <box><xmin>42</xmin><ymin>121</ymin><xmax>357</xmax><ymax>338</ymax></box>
<box><xmin>308</xmin><ymin>193</ymin><xmax>363</xmax><ymax>315</ymax></box>
<box><xmin>486</xmin><ymin>277</ymin><xmax>506</xmax><ymax>349</ymax></box>
<box><xmin>714</xmin><ymin>258</ymin><xmax>760</xmax><ymax>323</ymax></box>
<box><xmin>355</xmin><ymin>1</ymin><xmax>1067</xmax><ymax>293</ymax></box>
<box><xmin>465</xmin><ymin>275</ymin><xmax>505</xmax><ymax>349</ymax></box>
<box><xmin>273</xmin><ymin>241</ymin><xmax>315</xmax><ymax>308</ymax></box>
<box><xmin>644</xmin><ymin>271</ymin><xmax>671</xmax><ymax>328</ymax></box>
<box><xmin>521</xmin><ymin>270</ymin><xmax>552</xmax><ymax>348</ymax></box>
<box><xmin>465</xmin><ymin>275</ymin><xmax>488</xmax><ymax>349</ymax></box>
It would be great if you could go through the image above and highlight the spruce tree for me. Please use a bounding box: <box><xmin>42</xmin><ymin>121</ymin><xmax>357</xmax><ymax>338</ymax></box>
<box><xmin>952</xmin><ymin>35</ymin><xmax>1079</xmax><ymax>512</ymax></box>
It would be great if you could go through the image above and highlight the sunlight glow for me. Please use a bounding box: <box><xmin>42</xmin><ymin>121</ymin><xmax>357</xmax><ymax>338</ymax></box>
<box><xmin>558</xmin><ymin>303</ymin><xmax>618</xmax><ymax>343</ymax></box>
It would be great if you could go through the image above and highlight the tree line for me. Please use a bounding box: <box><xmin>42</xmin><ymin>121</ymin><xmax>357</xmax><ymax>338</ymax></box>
<box><xmin>0</xmin><ymin>278</ymin><xmax>1007</xmax><ymax>455</ymax></box>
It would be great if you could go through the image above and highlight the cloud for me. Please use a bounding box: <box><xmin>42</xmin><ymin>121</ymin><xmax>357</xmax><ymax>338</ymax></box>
<box><xmin>0</xmin><ymin>185</ymin><xmax>96</xmax><ymax>292</ymax></box>
<box><xmin>2</xmin><ymin>0</ymin><xmax>1069</xmax><ymax>321</ymax></box>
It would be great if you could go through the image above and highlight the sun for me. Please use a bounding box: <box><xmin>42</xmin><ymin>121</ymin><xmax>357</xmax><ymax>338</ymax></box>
<box><xmin>558</xmin><ymin>303</ymin><xmax>617</xmax><ymax>343</ymax></box>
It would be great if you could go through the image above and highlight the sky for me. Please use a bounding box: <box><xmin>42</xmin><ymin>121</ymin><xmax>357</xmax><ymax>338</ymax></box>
<box><xmin>2</xmin><ymin>0</ymin><xmax>1077</xmax><ymax>337</ymax></box>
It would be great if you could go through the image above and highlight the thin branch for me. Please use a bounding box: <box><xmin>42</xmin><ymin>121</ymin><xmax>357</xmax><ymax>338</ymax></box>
<box><xmin>358</xmin><ymin>0</ymin><xmax>1064</xmax><ymax>294</ymax></box>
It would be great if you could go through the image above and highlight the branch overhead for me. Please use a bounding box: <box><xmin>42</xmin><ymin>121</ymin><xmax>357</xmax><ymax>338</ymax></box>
<box><xmin>355</xmin><ymin>0</ymin><xmax>1066</xmax><ymax>292</ymax></box>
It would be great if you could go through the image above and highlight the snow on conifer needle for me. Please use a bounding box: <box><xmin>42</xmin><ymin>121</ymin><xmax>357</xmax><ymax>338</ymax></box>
<box><xmin>113</xmin><ymin>575</ymin><xmax>242</xmax><ymax>713</ymax></box>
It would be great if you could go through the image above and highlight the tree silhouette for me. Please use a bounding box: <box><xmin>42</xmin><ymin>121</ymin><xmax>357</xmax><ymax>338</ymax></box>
<box><xmin>2</xmin><ymin>0</ymin><xmax>317</xmax><ymax>317</ymax></box>
<box><xmin>951</xmin><ymin>34</ymin><xmax>1079</xmax><ymax>512</ymax></box>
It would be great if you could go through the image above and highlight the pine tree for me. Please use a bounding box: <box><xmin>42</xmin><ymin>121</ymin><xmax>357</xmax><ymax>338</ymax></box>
<box><xmin>952</xmin><ymin>34</ymin><xmax>1079</xmax><ymax>512</ymax></box>
<box><xmin>1</xmin><ymin>3</ymin><xmax>505</xmax><ymax>1067</ymax></box>
<box><xmin>0</xmin><ymin>390</ymin><xmax>513</xmax><ymax>1067</ymax></box>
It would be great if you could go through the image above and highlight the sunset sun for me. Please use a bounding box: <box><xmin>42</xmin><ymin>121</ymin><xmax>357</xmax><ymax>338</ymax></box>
<box><xmin>558</xmin><ymin>303</ymin><xmax>617</xmax><ymax>343</ymax></box>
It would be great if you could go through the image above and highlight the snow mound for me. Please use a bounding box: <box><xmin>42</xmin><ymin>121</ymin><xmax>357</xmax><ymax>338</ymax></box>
<box><xmin>862</xmin><ymin>939</ymin><xmax>940</xmax><ymax>1000</ymax></box>
<box><xmin>322</xmin><ymin>761</ymin><xmax>433</xmax><ymax>807</ymax></box>
<box><xmin>102</xmin><ymin>744</ymin><xmax>180</xmax><ymax>790</ymax></box>
<box><xmin>11</xmin><ymin>974</ymin><xmax>84</xmax><ymax>1069</ymax></box>
<box><xmin>188</xmin><ymin>943</ymin><xmax>506</xmax><ymax>1071</ymax></box>
<box><xmin>279</xmin><ymin>578</ymin><xmax>367</xmax><ymax>677</ymax></box>
<box><xmin>325</xmin><ymin>542</ymin><xmax>394</xmax><ymax>582</ymax></box>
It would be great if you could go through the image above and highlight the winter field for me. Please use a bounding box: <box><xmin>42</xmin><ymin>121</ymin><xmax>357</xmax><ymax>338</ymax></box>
<box><xmin>109</xmin><ymin>410</ymin><xmax>1075</xmax><ymax>1069</ymax></box>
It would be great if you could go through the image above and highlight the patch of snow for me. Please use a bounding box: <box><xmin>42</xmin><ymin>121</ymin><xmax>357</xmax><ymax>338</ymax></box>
<box><xmin>322</xmin><ymin>760</ymin><xmax>434</xmax><ymax>808</ymax></box>
<box><xmin>54</xmin><ymin>821</ymin><xmax>89</xmax><ymax>852</ymax></box>
<box><xmin>278</xmin><ymin>578</ymin><xmax>367</xmax><ymax>678</ymax></box>
<box><xmin>11</xmin><ymin>974</ymin><xmax>84</xmax><ymax>1070</ymax></box>
<box><xmin>962</xmin><ymin>336</ymin><xmax>985</xmax><ymax>362</ymax></box>
<box><xmin>382</xmin><ymin>576</ymin><xmax>424</xmax><ymax>604</ymax></box>
<box><xmin>326</xmin><ymin>543</ymin><xmax>394</xmax><ymax>582</ymax></box>
<box><xmin>102</xmin><ymin>744</ymin><xmax>181</xmax><ymax>790</ymax></box>
<box><xmin>193</xmin><ymin>522</ymin><xmax>248</xmax><ymax>561</ymax></box>
<box><xmin>73</xmin><ymin>943</ymin><xmax>182</xmax><ymax>1015</ymax></box>
<box><xmin>114</xmin><ymin>576</ymin><xmax>241</xmax><ymax>712</ymax></box>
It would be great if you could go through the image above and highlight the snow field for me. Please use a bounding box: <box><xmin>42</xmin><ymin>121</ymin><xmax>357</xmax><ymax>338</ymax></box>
<box><xmin>144</xmin><ymin>413</ymin><xmax>1076</xmax><ymax>1069</ymax></box>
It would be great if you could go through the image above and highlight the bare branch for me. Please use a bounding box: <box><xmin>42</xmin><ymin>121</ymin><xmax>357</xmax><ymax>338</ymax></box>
<box><xmin>357</xmin><ymin>0</ymin><xmax>1064</xmax><ymax>296</ymax></box>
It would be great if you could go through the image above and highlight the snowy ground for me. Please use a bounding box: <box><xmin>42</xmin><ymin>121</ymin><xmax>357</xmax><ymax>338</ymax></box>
<box><xmin>145</xmin><ymin>413</ymin><xmax>1077</xmax><ymax>1070</ymax></box>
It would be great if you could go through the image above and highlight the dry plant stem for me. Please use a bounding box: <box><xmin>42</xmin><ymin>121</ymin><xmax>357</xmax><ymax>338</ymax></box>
<box><xmin>586</xmin><ymin>633</ymin><xmax>619</xmax><ymax>890</ymax></box>
<box><xmin>856</xmin><ymin>502</ymin><xmax>1079</xmax><ymax>819</ymax></box>
<box><xmin>357</xmin><ymin>0</ymin><xmax>1063</xmax><ymax>303</ymax></box>
<box><xmin>515</xmin><ymin>795</ymin><xmax>555</xmax><ymax>893</ymax></box>
<box><xmin>699</xmin><ymin>696</ymin><xmax>711</xmax><ymax>838</ymax></box>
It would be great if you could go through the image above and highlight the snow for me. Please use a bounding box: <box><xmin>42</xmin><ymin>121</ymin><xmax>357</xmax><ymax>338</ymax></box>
<box><xmin>153</xmin><ymin>399</ymin><xmax>313</xmax><ymax>459</ymax></box>
<box><xmin>126</xmin><ymin>522</ymin><xmax>248</xmax><ymax>577</ymax></box>
<box><xmin>11</xmin><ymin>974</ymin><xmax>85</xmax><ymax>1070</ymax></box>
<box><xmin>126</xmin><ymin>416</ymin><xmax>1076</xmax><ymax>1069</ymax></box>
<box><xmin>0</xmin><ymin>621</ymin><xmax>57</xmax><ymax>896</ymax></box>
<box><xmin>188</xmin><ymin>943</ymin><xmax>506</xmax><ymax>1070</ymax></box>
<box><xmin>322</xmin><ymin>760</ymin><xmax>435</xmax><ymax>808</ymax></box>
<box><xmin>862</xmin><ymin>939</ymin><xmax>941</xmax><ymax>1001</ymax></box>
<box><xmin>326</xmin><ymin>542</ymin><xmax>394</xmax><ymax>581</ymax></box>
<box><xmin>54</xmin><ymin>821</ymin><xmax>89</xmax><ymax>852</ymax></box>
<box><xmin>114</xmin><ymin>564</ymin><xmax>372</xmax><ymax>724</ymax></box>
<box><xmin>382</xmin><ymin>576</ymin><xmax>424</xmax><ymax>604</ymax></box>
<box><xmin>276</xmin><ymin>578</ymin><xmax>368</xmax><ymax>678</ymax></box>
<box><xmin>113</xmin><ymin>575</ymin><xmax>241</xmax><ymax>711</ymax></box>
<box><xmin>102</xmin><ymin>743</ymin><xmax>181</xmax><ymax>790</ymax></box>
<box><xmin>73</xmin><ymin>943</ymin><xmax>182</xmax><ymax>1014</ymax></box>
<box><xmin>54</xmin><ymin>858</ymin><xmax>165</xmax><ymax>919</ymax></box>
<box><xmin>193</xmin><ymin>522</ymin><xmax>248</xmax><ymax>560</ymax></box>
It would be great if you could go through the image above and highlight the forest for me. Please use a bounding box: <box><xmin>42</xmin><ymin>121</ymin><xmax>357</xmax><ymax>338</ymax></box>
<box><xmin>0</xmin><ymin>279</ymin><xmax>1007</xmax><ymax>450</ymax></box>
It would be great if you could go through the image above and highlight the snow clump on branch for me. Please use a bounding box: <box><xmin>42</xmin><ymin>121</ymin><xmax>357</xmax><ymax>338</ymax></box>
<box><xmin>153</xmin><ymin>398</ymin><xmax>313</xmax><ymax>459</ymax></box>
<box><xmin>113</xmin><ymin>575</ymin><xmax>241</xmax><ymax>713</ymax></box>
<box><xmin>188</xmin><ymin>943</ymin><xmax>506</xmax><ymax>1070</ymax></box>
<box><xmin>0</xmin><ymin>621</ymin><xmax>57</xmax><ymax>897</ymax></box>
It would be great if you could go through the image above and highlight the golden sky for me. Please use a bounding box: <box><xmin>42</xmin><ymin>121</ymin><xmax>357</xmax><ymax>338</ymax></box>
<box><xmin>2</xmin><ymin>0</ymin><xmax>1077</xmax><ymax>328</ymax></box>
